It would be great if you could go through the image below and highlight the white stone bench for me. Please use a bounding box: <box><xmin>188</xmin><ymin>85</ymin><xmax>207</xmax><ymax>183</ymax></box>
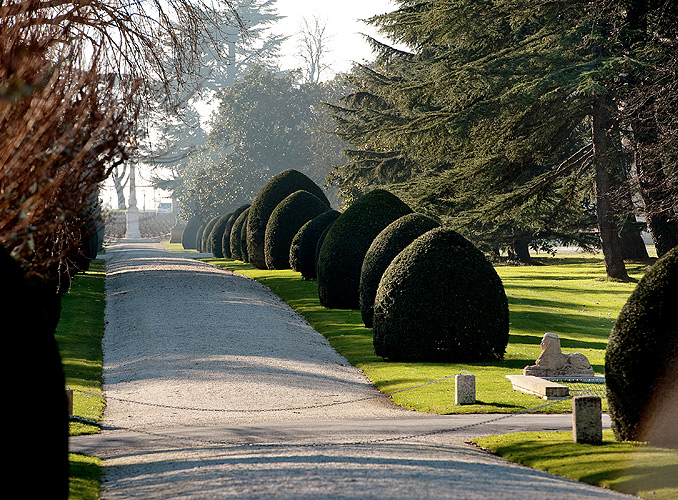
<box><xmin>506</xmin><ymin>375</ymin><xmax>570</xmax><ymax>400</ymax></box>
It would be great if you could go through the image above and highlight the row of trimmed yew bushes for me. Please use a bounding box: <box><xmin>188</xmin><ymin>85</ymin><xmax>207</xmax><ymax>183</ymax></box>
<box><xmin>180</xmin><ymin>168</ymin><xmax>677</xmax><ymax>450</ymax></box>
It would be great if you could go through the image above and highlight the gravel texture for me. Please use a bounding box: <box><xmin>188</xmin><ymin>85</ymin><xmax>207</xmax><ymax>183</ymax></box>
<box><xmin>70</xmin><ymin>240</ymin><xmax>634</xmax><ymax>499</ymax></box>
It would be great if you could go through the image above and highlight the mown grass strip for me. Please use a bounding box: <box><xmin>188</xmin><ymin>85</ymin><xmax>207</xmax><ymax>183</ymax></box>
<box><xmin>473</xmin><ymin>430</ymin><xmax>678</xmax><ymax>500</ymax></box>
<box><xmin>55</xmin><ymin>258</ymin><xmax>106</xmax><ymax>499</ymax></box>
<box><xmin>202</xmin><ymin>254</ymin><xmax>647</xmax><ymax>414</ymax></box>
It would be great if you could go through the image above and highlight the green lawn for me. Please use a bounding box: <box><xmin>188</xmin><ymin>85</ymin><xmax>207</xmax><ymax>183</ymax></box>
<box><xmin>473</xmin><ymin>430</ymin><xmax>678</xmax><ymax>500</ymax></box>
<box><xmin>201</xmin><ymin>253</ymin><xmax>648</xmax><ymax>414</ymax></box>
<box><xmin>55</xmin><ymin>259</ymin><xmax>106</xmax><ymax>499</ymax></box>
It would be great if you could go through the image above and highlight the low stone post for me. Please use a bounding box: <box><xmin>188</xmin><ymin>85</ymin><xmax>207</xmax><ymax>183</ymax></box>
<box><xmin>455</xmin><ymin>370</ymin><xmax>476</xmax><ymax>405</ymax></box>
<box><xmin>572</xmin><ymin>394</ymin><xmax>602</xmax><ymax>444</ymax></box>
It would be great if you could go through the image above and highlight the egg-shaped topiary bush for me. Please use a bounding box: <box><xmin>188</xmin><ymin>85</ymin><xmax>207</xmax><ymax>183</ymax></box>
<box><xmin>290</xmin><ymin>209</ymin><xmax>340</xmax><ymax>280</ymax></box>
<box><xmin>360</xmin><ymin>213</ymin><xmax>440</xmax><ymax>328</ymax></box>
<box><xmin>264</xmin><ymin>190</ymin><xmax>330</xmax><ymax>270</ymax></box>
<box><xmin>208</xmin><ymin>212</ymin><xmax>233</xmax><ymax>258</ymax></box>
<box><xmin>316</xmin><ymin>189</ymin><xmax>412</xmax><ymax>309</ymax></box>
<box><xmin>221</xmin><ymin>204</ymin><xmax>250</xmax><ymax>259</ymax></box>
<box><xmin>605</xmin><ymin>245</ymin><xmax>678</xmax><ymax>448</ymax></box>
<box><xmin>240</xmin><ymin>213</ymin><xmax>250</xmax><ymax>263</ymax></box>
<box><xmin>246</xmin><ymin>169</ymin><xmax>329</xmax><ymax>269</ymax></box>
<box><xmin>195</xmin><ymin>223</ymin><xmax>206</xmax><ymax>252</ymax></box>
<box><xmin>181</xmin><ymin>216</ymin><xmax>202</xmax><ymax>249</ymax></box>
<box><xmin>201</xmin><ymin>215</ymin><xmax>221</xmax><ymax>254</ymax></box>
<box><xmin>373</xmin><ymin>227</ymin><xmax>509</xmax><ymax>362</ymax></box>
<box><xmin>229</xmin><ymin>206</ymin><xmax>250</xmax><ymax>261</ymax></box>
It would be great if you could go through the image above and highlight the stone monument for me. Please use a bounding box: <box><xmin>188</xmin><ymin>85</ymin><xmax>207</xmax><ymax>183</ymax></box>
<box><xmin>523</xmin><ymin>332</ymin><xmax>594</xmax><ymax>377</ymax></box>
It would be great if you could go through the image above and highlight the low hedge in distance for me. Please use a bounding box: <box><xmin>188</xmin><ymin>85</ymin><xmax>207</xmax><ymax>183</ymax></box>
<box><xmin>201</xmin><ymin>215</ymin><xmax>221</xmax><ymax>253</ymax></box>
<box><xmin>265</xmin><ymin>190</ymin><xmax>330</xmax><ymax>270</ymax></box>
<box><xmin>221</xmin><ymin>204</ymin><xmax>250</xmax><ymax>259</ymax></box>
<box><xmin>290</xmin><ymin>209</ymin><xmax>340</xmax><ymax>280</ymax></box>
<box><xmin>316</xmin><ymin>189</ymin><xmax>412</xmax><ymax>309</ymax></box>
<box><xmin>181</xmin><ymin>216</ymin><xmax>202</xmax><ymax>249</ymax></box>
<box><xmin>208</xmin><ymin>212</ymin><xmax>233</xmax><ymax>258</ymax></box>
<box><xmin>230</xmin><ymin>206</ymin><xmax>250</xmax><ymax>261</ymax></box>
<box><xmin>360</xmin><ymin>213</ymin><xmax>440</xmax><ymax>328</ymax></box>
<box><xmin>373</xmin><ymin>227</ymin><xmax>509</xmax><ymax>362</ymax></box>
<box><xmin>605</xmin><ymin>245</ymin><xmax>678</xmax><ymax>448</ymax></box>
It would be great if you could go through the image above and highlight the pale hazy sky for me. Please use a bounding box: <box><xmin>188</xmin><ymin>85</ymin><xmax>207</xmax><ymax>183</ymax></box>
<box><xmin>273</xmin><ymin>0</ymin><xmax>398</xmax><ymax>76</ymax></box>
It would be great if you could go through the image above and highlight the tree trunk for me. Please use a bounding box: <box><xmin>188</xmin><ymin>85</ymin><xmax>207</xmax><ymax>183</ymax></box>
<box><xmin>509</xmin><ymin>238</ymin><xmax>532</xmax><ymax>264</ymax></box>
<box><xmin>620</xmin><ymin>214</ymin><xmax>649</xmax><ymax>260</ymax></box>
<box><xmin>626</xmin><ymin>0</ymin><xmax>678</xmax><ymax>257</ymax></box>
<box><xmin>592</xmin><ymin>95</ymin><xmax>629</xmax><ymax>280</ymax></box>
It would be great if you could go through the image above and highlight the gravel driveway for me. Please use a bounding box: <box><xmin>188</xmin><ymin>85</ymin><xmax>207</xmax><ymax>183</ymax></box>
<box><xmin>70</xmin><ymin>240</ymin><xmax>635</xmax><ymax>499</ymax></box>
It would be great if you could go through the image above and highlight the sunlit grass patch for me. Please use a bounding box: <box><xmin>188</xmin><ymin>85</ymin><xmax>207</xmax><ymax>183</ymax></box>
<box><xmin>473</xmin><ymin>430</ymin><xmax>678</xmax><ymax>500</ymax></box>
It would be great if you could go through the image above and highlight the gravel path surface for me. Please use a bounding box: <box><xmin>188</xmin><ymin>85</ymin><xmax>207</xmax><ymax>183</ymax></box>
<box><xmin>70</xmin><ymin>240</ymin><xmax>635</xmax><ymax>499</ymax></box>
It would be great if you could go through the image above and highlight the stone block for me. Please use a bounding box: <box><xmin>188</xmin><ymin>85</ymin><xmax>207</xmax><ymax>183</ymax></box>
<box><xmin>455</xmin><ymin>372</ymin><xmax>476</xmax><ymax>405</ymax></box>
<box><xmin>572</xmin><ymin>395</ymin><xmax>602</xmax><ymax>444</ymax></box>
<box><xmin>506</xmin><ymin>374</ymin><xmax>569</xmax><ymax>400</ymax></box>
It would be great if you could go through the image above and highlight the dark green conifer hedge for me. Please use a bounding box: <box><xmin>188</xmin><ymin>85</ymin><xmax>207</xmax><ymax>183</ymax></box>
<box><xmin>373</xmin><ymin>227</ymin><xmax>509</xmax><ymax>362</ymax></box>
<box><xmin>290</xmin><ymin>209</ymin><xmax>340</xmax><ymax>280</ymax></box>
<box><xmin>221</xmin><ymin>204</ymin><xmax>250</xmax><ymax>259</ymax></box>
<box><xmin>181</xmin><ymin>216</ymin><xmax>202</xmax><ymax>249</ymax></box>
<box><xmin>208</xmin><ymin>212</ymin><xmax>233</xmax><ymax>258</ymax></box>
<box><xmin>246</xmin><ymin>169</ymin><xmax>329</xmax><ymax>269</ymax></box>
<box><xmin>230</xmin><ymin>207</ymin><xmax>250</xmax><ymax>261</ymax></box>
<box><xmin>316</xmin><ymin>189</ymin><xmax>412</xmax><ymax>309</ymax></box>
<box><xmin>201</xmin><ymin>215</ymin><xmax>221</xmax><ymax>253</ymax></box>
<box><xmin>605</xmin><ymin>246</ymin><xmax>678</xmax><ymax>448</ymax></box>
<box><xmin>264</xmin><ymin>190</ymin><xmax>330</xmax><ymax>269</ymax></box>
<box><xmin>360</xmin><ymin>213</ymin><xmax>440</xmax><ymax>327</ymax></box>
<box><xmin>195</xmin><ymin>223</ymin><xmax>206</xmax><ymax>252</ymax></box>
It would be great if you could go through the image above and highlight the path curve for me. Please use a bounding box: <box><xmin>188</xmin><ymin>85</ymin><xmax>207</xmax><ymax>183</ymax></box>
<box><xmin>70</xmin><ymin>240</ymin><xmax>635</xmax><ymax>499</ymax></box>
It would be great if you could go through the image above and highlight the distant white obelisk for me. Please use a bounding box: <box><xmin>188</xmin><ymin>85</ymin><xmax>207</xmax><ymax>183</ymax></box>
<box><xmin>125</xmin><ymin>162</ymin><xmax>141</xmax><ymax>240</ymax></box>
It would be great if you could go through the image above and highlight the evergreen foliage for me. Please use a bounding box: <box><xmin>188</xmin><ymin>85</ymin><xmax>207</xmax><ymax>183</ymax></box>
<box><xmin>221</xmin><ymin>204</ymin><xmax>250</xmax><ymax>258</ymax></box>
<box><xmin>290</xmin><ymin>209</ymin><xmax>340</xmax><ymax>280</ymax></box>
<box><xmin>201</xmin><ymin>215</ymin><xmax>221</xmax><ymax>253</ymax></box>
<box><xmin>195</xmin><ymin>223</ymin><xmax>206</xmax><ymax>252</ymax></box>
<box><xmin>316</xmin><ymin>189</ymin><xmax>412</xmax><ymax>309</ymax></box>
<box><xmin>264</xmin><ymin>190</ymin><xmax>330</xmax><ymax>269</ymax></box>
<box><xmin>247</xmin><ymin>169</ymin><xmax>329</xmax><ymax>269</ymax></box>
<box><xmin>605</xmin><ymin>246</ymin><xmax>678</xmax><ymax>448</ymax></box>
<box><xmin>360</xmin><ymin>212</ymin><xmax>440</xmax><ymax>328</ymax></box>
<box><xmin>182</xmin><ymin>216</ymin><xmax>203</xmax><ymax>250</ymax></box>
<box><xmin>230</xmin><ymin>207</ymin><xmax>250</xmax><ymax>261</ymax></box>
<box><xmin>327</xmin><ymin>0</ymin><xmax>678</xmax><ymax>277</ymax></box>
<box><xmin>208</xmin><ymin>212</ymin><xmax>233</xmax><ymax>258</ymax></box>
<box><xmin>240</xmin><ymin>212</ymin><xmax>250</xmax><ymax>262</ymax></box>
<box><xmin>373</xmin><ymin>227</ymin><xmax>509</xmax><ymax>362</ymax></box>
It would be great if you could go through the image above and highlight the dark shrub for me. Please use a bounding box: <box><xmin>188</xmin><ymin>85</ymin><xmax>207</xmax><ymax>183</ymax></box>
<box><xmin>201</xmin><ymin>215</ymin><xmax>221</xmax><ymax>254</ymax></box>
<box><xmin>373</xmin><ymin>227</ymin><xmax>509</xmax><ymax>362</ymax></box>
<box><xmin>195</xmin><ymin>223</ymin><xmax>206</xmax><ymax>252</ymax></box>
<box><xmin>247</xmin><ymin>169</ymin><xmax>329</xmax><ymax>269</ymax></box>
<box><xmin>240</xmin><ymin>213</ymin><xmax>250</xmax><ymax>263</ymax></box>
<box><xmin>264</xmin><ymin>190</ymin><xmax>330</xmax><ymax>270</ymax></box>
<box><xmin>605</xmin><ymin>246</ymin><xmax>678</xmax><ymax>448</ymax></box>
<box><xmin>290</xmin><ymin>209</ymin><xmax>340</xmax><ymax>280</ymax></box>
<box><xmin>208</xmin><ymin>212</ymin><xmax>233</xmax><ymax>258</ymax></box>
<box><xmin>182</xmin><ymin>216</ymin><xmax>202</xmax><ymax>249</ymax></box>
<box><xmin>221</xmin><ymin>204</ymin><xmax>250</xmax><ymax>259</ymax></box>
<box><xmin>360</xmin><ymin>213</ymin><xmax>440</xmax><ymax>328</ymax></box>
<box><xmin>2</xmin><ymin>247</ymin><xmax>69</xmax><ymax>498</ymax></box>
<box><xmin>230</xmin><ymin>207</ymin><xmax>250</xmax><ymax>261</ymax></box>
<box><xmin>316</xmin><ymin>189</ymin><xmax>412</xmax><ymax>309</ymax></box>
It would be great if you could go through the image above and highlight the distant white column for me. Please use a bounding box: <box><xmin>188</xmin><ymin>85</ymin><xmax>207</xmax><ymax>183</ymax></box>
<box><xmin>125</xmin><ymin>162</ymin><xmax>141</xmax><ymax>239</ymax></box>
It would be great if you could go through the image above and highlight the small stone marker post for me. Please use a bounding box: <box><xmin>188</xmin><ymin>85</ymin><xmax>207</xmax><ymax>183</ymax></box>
<box><xmin>572</xmin><ymin>394</ymin><xmax>602</xmax><ymax>444</ymax></box>
<box><xmin>455</xmin><ymin>370</ymin><xmax>476</xmax><ymax>405</ymax></box>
